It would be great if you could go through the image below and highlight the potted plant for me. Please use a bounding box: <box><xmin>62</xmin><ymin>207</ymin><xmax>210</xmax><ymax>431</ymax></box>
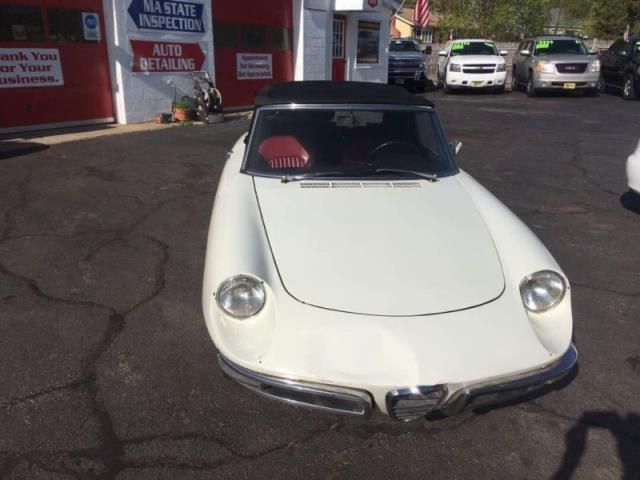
<box><xmin>172</xmin><ymin>100</ymin><xmax>195</xmax><ymax>122</ymax></box>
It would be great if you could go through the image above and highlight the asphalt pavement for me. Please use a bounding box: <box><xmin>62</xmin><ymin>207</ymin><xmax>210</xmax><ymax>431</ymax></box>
<box><xmin>1</xmin><ymin>89</ymin><xmax>639</xmax><ymax>479</ymax></box>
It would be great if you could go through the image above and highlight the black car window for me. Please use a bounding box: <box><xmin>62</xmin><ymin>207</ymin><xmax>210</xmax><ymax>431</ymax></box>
<box><xmin>450</xmin><ymin>41</ymin><xmax>498</xmax><ymax>56</ymax></box>
<box><xmin>243</xmin><ymin>106</ymin><xmax>456</xmax><ymax>179</ymax></box>
<box><xmin>611</xmin><ymin>40</ymin><xmax>628</xmax><ymax>55</ymax></box>
<box><xmin>533</xmin><ymin>39</ymin><xmax>587</xmax><ymax>55</ymax></box>
<box><xmin>390</xmin><ymin>41</ymin><xmax>419</xmax><ymax>52</ymax></box>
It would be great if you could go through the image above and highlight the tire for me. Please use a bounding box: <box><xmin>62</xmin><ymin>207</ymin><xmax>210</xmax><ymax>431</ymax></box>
<box><xmin>584</xmin><ymin>88</ymin><xmax>598</xmax><ymax>97</ymax></box>
<box><xmin>511</xmin><ymin>68</ymin><xmax>519</xmax><ymax>92</ymax></box>
<box><xmin>526</xmin><ymin>76</ymin><xmax>537</xmax><ymax>97</ymax></box>
<box><xmin>623</xmin><ymin>74</ymin><xmax>637</xmax><ymax>100</ymax></box>
<box><xmin>597</xmin><ymin>74</ymin><xmax>607</xmax><ymax>93</ymax></box>
<box><xmin>443</xmin><ymin>77</ymin><xmax>452</xmax><ymax>93</ymax></box>
<box><xmin>494</xmin><ymin>85</ymin><xmax>506</xmax><ymax>94</ymax></box>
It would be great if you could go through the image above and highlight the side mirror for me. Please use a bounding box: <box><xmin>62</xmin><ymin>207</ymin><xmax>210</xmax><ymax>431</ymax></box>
<box><xmin>451</xmin><ymin>141</ymin><xmax>462</xmax><ymax>156</ymax></box>
<box><xmin>500</xmin><ymin>50</ymin><xmax>508</xmax><ymax>56</ymax></box>
<box><xmin>520</xmin><ymin>49</ymin><xmax>531</xmax><ymax>56</ymax></box>
<box><xmin>438</xmin><ymin>50</ymin><xmax>448</xmax><ymax>57</ymax></box>
<box><xmin>422</xmin><ymin>46</ymin><xmax>432</xmax><ymax>55</ymax></box>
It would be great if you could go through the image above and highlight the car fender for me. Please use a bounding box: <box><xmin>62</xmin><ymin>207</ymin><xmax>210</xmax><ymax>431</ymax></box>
<box><xmin>202</xmin><ymin>135</ymin><xmax>281</xmax><ymax>360</ymax></box>
<box><xmin>456</xmin><ymin>171</ymin><xmax>573</xmax><ymax>355</ymax></box>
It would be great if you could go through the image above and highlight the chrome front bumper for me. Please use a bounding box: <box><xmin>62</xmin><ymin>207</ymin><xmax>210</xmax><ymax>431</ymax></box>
<box><xmin>218</xmin><ymin>355</ymin><xmax>373</xmax><ymax>416</ymax></box>
<box><xmin>218</xmin><ymin>344</ymin><xmax>577</xmax><ymax>421</ymax></box>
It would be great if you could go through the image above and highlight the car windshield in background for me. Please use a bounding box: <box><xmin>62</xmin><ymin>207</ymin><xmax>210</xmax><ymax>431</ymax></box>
<box><xmin>390</xmin><ymin>41</ymin><xmax>419</xmax><ymax>52</ymax></box>
<box><xmin>451</xmin><ymin>41</ymin><xmax>498</xmax><ymax>56</ymax></box>
<box><xmin>244</xmin><ymin>106</ymin><xmax>456</xmax><ymax>180</ymax></box>
<box><xmin>534</xmin><ymin>39</ymin><xmax>587</xmax><ymax>55</ymax></box>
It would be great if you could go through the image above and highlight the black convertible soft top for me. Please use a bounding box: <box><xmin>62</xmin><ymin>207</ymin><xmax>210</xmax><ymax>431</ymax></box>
<box><xmin>255</xmin><ymin>81</ymin><xmax>434</xmax><ymax>108</ymax></box>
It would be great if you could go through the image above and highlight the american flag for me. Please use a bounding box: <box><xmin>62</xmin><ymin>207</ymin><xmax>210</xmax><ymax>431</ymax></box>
<box><xmin>413</xmin><ymin>0</ymin><xmax>430</xmax><ymax>28</ymax></box>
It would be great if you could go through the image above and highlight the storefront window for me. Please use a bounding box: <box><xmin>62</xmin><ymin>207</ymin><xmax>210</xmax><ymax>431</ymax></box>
<box><xmin>267</xmin><ymin>27</ymin><xmax>291</xmax><ymax>51</ymax></box>
<box><xmin>239</xmin><ymin>25</ymin><xmax>267</xmax><ymax>49</ymax></box>
<box><xmin>357</xmin><ymin>21</ymin><xmax>380</xmax><ymax>65</ymax></box>
<box><xmin>47</xmin><ymin>9</ymin><xmax>98</xmax><ymax>43</ymax></box>
<box><xmin>214</xmin><ymin>22</ymin><xmax>238</xmax><ymax>48</ymax></box>
<box><xmin>0</xmin><ymin>6</ymin><xmax>44</xmax><ymax>42</ymax></box>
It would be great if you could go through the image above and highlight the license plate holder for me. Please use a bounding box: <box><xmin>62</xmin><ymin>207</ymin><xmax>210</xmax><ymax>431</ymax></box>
<box><xmin>471</xmin><ymin>81</ymin><xmax>484</xmax><ymax>87</ymax></box>
<box><xmin>563</xmin><ymin>82</ymin><xmax>576</xmax><ymax>90</ymax></box>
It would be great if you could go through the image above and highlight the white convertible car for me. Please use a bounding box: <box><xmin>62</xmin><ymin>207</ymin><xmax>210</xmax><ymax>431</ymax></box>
<box><xmin>627</xmin><ymin>140</ymin><xmax>640</xmax><ymax>195</ymax></box>
<box><xmin>202</xmin><ymin>81</ymin><xmax>577</xmax><ymax>422</ymax></box>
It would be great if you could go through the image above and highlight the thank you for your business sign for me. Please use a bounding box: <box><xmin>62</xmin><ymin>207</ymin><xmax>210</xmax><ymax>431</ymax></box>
<box><xmin>128</xmin><ymin>0</ymin><xmax>205</xmax><ymax>34</ymax></box>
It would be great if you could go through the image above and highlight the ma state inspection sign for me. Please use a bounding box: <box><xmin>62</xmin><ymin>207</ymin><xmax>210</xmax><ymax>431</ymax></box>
<box><xmin>128</xmin><ymin>0</ymin><xmax>206</xmax><ymax>34</ymax></box>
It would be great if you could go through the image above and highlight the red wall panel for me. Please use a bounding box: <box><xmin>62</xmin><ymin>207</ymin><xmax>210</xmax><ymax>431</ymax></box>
<box><xmin>213</xmin><ymin>0</ymin><xmax>294</xmax><ymax>107</ymax></box>
<box><xmin>0</xmin><ymin>0</ymin><xmax>113</xmax><ymax>130</ymax></box>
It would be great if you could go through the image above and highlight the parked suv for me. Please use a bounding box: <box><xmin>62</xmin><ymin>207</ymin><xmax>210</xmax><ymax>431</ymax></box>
<box><xmin>437</xmin><ymin>39</ymin><xmax>508</xmax><ymax>93</ymax></box>
<box><xmin>599</xmin><ymin>36</ymin><xmax>640</xmax><ymax>100</ymax></box>
<box><xmin>512</xmin><ymin>36</ymin><xmax>600</xmax><ymax>97</ymax></box>
<box><xmin>388</xmin><ymin>38</ymin><xmax>427</xmax><ymax>91</ymax></box>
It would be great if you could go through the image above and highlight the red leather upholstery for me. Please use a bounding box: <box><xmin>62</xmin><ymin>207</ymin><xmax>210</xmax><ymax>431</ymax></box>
<box><xmin>258</xmin><ymin>136</ymin><xmax>310</xmax><ymax>169</ymax></box>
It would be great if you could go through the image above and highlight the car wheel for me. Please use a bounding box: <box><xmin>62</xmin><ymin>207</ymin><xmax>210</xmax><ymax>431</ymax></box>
<box><xmin>526</xmin><ymin>77</ymin><xmax>537</xmax><ymax>97</ymax></box>
<box><xmin>623</xmin><ymin>74</ymin><xmax>637</xmax><ymax>100</ymax></box>
<box><xmin>511</xmin><ymin>69</ymin><xmax>519</xmax><ymax>92</ymax></box>
<box><xmin>597</xmin><ymin>74</ymin><xmax>607</xmax><ymax>93</ymax></box>
<box><xmin>584</xmin><ymin>88</ymin><xmax>598</xmax><ymax>97</ymax></box>
<box><xmin>443</xmin><ymin>79</ymin><xmax>452</xmax><ymax>94</ymax></box>
<box><xmin>494</xmin><ymin>85</ymin><xmax>506</xmax><ymax>94</ymax></box>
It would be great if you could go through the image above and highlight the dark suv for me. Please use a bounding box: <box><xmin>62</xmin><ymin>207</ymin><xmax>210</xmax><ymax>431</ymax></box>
<box><xmin>599</xmin><ymin>36</ymin><xmax>640</xmax><ymax>100</ymax></box>
<box><xmin>388</xmin><ymin>38</ymin><xmax>427</xmax><ymax>91</ymax></box>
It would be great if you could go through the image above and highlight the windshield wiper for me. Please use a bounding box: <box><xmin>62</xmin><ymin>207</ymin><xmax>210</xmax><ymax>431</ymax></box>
<box><xmin>373</xmin><ymin>168</ymin><xmax>438</xmax><ymax>182</ymax></box>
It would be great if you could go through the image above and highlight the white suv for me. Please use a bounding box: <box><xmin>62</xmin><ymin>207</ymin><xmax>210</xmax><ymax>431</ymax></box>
<box><xmin>437</xmin><ymin>39</ymin><xmax>508</xmax><ymax>93</ymax></box>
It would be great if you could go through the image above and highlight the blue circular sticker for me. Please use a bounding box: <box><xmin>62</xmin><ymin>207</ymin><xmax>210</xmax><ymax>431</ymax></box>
<box><xmin>85</xmin><ymin>14</ymin><xmax>98</xmax><ymax>29</ymax></box>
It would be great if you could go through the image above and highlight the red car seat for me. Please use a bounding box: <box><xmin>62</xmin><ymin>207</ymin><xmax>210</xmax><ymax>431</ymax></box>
<box><xmin>258</xmin><ymin>136</ymin><xmax>310</xmax><ymax>169</ymax></box>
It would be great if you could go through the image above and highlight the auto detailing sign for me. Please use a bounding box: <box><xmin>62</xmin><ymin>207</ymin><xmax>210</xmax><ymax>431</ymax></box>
<box><xmin>131</xmin><ymin>40</ymin><xmax>205</xmax><ymax>73</ymax></box>
<box><xmin>128</xmin><ymin>0</ymin><xmax>205</xmax><ymax>33</ymax></box>
<box><xmin>0</xmin><ymin>48</ymin><xmax>64</xmax><ymax>88</ymax></box>
<box><xmin>237</xmin><ymin>53</ymin><xmax>273</xmax><ymax>80</ymax></box>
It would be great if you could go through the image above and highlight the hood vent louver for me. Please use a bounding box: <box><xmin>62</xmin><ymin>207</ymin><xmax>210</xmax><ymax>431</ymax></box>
<box><xmin>300</xmin><ymin>182</ymin><xmax>422</xmax><ymax>189</ymax></box>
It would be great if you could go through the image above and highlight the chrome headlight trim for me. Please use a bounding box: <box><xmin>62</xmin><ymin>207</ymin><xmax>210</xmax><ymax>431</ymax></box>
<box><xmin>216</xmin><ymin>275</ymin><xmax>266</xmax><ymax>319</ymax></box>
<box><xmin>519</xmin><ymin>270</ymin><xmax>567</xmax><ymax>313</ymax></box>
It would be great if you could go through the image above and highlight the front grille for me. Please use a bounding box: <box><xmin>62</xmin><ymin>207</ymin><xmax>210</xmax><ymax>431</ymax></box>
<box><xmin>462</xmin><ymin>64</ymin><xmax>496</xmax><ymax>74</ymax></box>
<box><xmin>386</xmin><ymin>386</ymin><xmax>447</xmax><ymax>421</ymax></box>
<box><xmin>299</xmin><ymin>181</ymin><xmax>423</xmax><ymax>189</ymax></box>
<box><xmin>555</xmin><ymin>63</ymin><xmax>588</xmax><ymax>74</ymax></box>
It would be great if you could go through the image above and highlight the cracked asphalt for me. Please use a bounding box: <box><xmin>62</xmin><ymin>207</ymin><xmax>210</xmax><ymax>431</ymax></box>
<box><xmin>1</xmin><ymin>89</ymin><xmax>639</xmax><ymax>479</ymax></box>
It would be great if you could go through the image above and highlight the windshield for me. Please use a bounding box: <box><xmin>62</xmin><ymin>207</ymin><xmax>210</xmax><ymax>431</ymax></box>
<box><xmin>243</xmin><ymin>106</ymin><xmax>456</xmax><ymax>179</ymax></box>
<box><xmin>450</xmin><ymin>41</ymin><xmax>498</xmax><ymax>56</ymax></box>
<box><xmin>390</xmin><ymin>41</ymin><xmax>419</xmax><ymax>52</ymax></box>
<box><xmin>533</xmin><ymin>39</ymin><xmax>588</xmax><ymax>55</ymax></box>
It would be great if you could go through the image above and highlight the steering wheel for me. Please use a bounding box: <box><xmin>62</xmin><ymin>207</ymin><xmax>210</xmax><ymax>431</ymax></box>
<box><xmin>368</xmin><ymin>141</ymin><xmax>424</xmax><ymax>160</ymax></box>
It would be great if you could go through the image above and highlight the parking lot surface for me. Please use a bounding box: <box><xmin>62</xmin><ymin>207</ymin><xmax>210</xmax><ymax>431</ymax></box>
<box><xmin>1</xmin><ymin>90</ymin><xmax>639</xmax><ymax>479</ymax></box>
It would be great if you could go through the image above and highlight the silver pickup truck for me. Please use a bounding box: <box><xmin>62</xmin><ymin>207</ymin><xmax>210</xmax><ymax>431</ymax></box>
<box><xmin>512</xmin><ymin>36</ymin><xmax>601</xmax><ymax>97</ymax></box>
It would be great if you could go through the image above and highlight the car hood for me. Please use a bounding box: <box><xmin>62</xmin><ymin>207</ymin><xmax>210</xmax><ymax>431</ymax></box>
<box><xmin>450</xmin><ymin>55</ymin><xmax>504</xmax><ymax>64</ymax></box>
<box><xmin>389</xmin><ymin>52</ymin><xmax>423</xmax><ymax>60</ymax></box>
<box><xmin>535</xmin><ymin>54</ymin><xmax>591</xmax><ymax>63</ymax></box>
<box><xmin>254</xmin><ymin>176</ymin><xmax>505</xmax><ymax>316</ymax></box>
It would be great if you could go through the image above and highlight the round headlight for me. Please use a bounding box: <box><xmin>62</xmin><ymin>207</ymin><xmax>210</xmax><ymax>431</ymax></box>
<box><xmin>520</xmin><ymin>271</ymin><xmax>566</xmax><ymax>313</ymax></box>
<box><xmin>216</xmin><ymin>276</ymin><xmax>266</xmax><ymax>319</ymax></box>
